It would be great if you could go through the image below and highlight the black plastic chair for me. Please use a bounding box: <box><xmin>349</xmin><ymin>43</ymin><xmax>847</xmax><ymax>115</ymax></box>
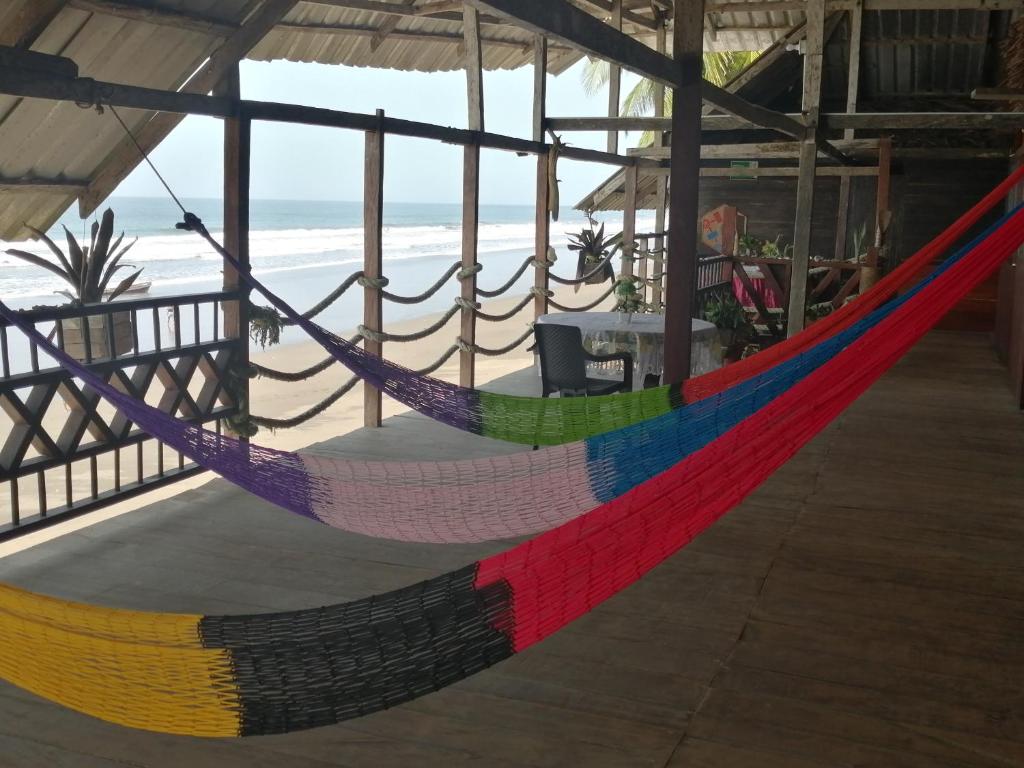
<box><xmin>534</xmin><ymin>323</ymin><xmax>633</xmax><ymax>398</ymax></box>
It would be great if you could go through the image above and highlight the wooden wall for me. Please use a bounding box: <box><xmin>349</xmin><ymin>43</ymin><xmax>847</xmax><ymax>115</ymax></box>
<box><xmin>697</xmin><ymin>158</ymin><xmax>1012</xmax><ymax>334</ymax></box>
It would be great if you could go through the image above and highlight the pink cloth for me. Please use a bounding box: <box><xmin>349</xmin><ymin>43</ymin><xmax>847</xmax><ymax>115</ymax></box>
<box><xmin>732</xmin><ymin>273</ymin><xmax>781</xmax><ymax>309</ymax></box>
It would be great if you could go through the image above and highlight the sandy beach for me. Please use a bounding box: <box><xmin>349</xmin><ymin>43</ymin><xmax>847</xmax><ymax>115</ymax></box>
<box><xmin>0</xmin><ymin>281</ymin><xmax>616</xmax><ymax>555</ymax></box>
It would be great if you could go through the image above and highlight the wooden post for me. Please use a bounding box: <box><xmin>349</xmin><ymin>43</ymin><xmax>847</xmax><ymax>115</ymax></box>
<box><xmin>460</xmin><ymin>7</ymin><xmax>484</xmax><ymax>388</ymax></box>
<box><xmin>535</xmin><ymin>153</ymin><xmax>550</xmax><ymax>319</ymax></box>
<box><xmin>651</xmin><ymin>12</ymin><xmax>668</xmax><ymax>313</ymax></box>
<box><xmin>534</xmin><ymin>35</ymin><xmax>550</xmax><ymax>319</ymax></box>
<box><xmin>363</xmin><ymin>110</ymin><xmax>385</xmax><ymax>427</ymax></box>
<box><xmin>663</xmin><ymin>0</ymin><xmax>705</xmax><ymax>384</ymax></box>
<box><xmin>862</xmin><ymin>135</ymin><xmax>891</xmax><ymax>293</ymax></box>
<box><xmin>464</xmin><ymin>6</ymin><xmax>484</xmax><ymax>132</ymax></box>
<box><xmin>607</xmin><ymin>0</ymin><xmax>622</xmax><ymax>154</ymax></box>
<box><xmin>834</xmin><ymin>0</ymin><xmax>862</xmax><ymax>261</ymax></box>
<box><xmin>460</xmin><ymin>146</ymin><xmax>480</xmax><ymax>388</ymax></box>
<box><xmin>622</xmin><ymin>164</ymin><xmax>638</xmax><ymax>280</ymax></box>
<box><xmin>532</xmin><ymin>35</ymin><xmax>547</xmax><ymax>142</ymax></box>
<box><xmin>787</xmin><ymin>0</ymin><xmax>825</xmax><ymax>337</ymax></box>
<box><xmin>220</xmin><ymin>65</ymin><xmax>250</xmax><ymax>425</ymax></box>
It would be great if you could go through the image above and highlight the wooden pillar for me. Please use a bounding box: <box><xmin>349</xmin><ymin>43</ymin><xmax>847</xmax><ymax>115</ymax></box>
<box><xmin>460</xmin><ymin>6</ymin><xmax>484</xmax><ymax>388</ymax></box>
<box><xmin>607</xmin><ymin>0</ymin><xmax>623</xmax><ymax>154</ymax></box>
<box><xmin>532</xmin><ymin>35</ymin><xmax>547</xmax><ymax>142</ymax></box>
<box><xmin>651</xmin><ymin>12</ymin><xmax>669</xmax><ymax>312</ymax></box>
<box><xmin>862</xmin><ymin>136</ymin><xmax>891</xmax><ymax>293</ymax></box>
<box><xmin>464</xmin><ymin>6</ymin><xmax>484</xmax><ymax>132</ymax></box>
<box><xmin>535</xmin><ymin>153</ymin><xmax>550</xmax><ymax>319</ymax></box>
<box><xmin>534</xmin><ymin>35</ymin><xmax>550</xmax><ymax>319</ymax></box>
<box><xmin>363</xmin><ymin>110</ymin><xmax>385</xmax><ymax>427</ymax></box>
<box><xmin>787</xmin><ymin>0</ymin><xmax>825</xmax><ymax>337</ymax></box>
<box><xmin>622</xmin><ymin>164</ymin><xmax>638</xmax><ymax>279</ymax></box>
<box><xmin>220</xmin><ymin>65</ymin><xmax>250</xmax><ymax>423</ymax></box>
<box><xmin>663</xmin><ymin>0</ymin><xmax>705</xmax><ymax>384</ymax></box>
<box><xmin>834</xmin><ymin>0</ymin><xmax>862</xmax><ymax>261</ymax></box>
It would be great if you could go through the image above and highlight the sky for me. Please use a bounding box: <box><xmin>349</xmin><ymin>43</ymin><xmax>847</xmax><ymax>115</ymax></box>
<box><xmin>111</xmin><ymin>59</ymin><xmax>644</xmax><ymax>208</ymax></box>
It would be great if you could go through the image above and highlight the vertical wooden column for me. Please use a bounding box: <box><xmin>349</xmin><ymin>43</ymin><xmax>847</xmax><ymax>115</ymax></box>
<box><xmin>363</xmin><ymin>110</ymin><xmax>385</xmax><ymax>428</ymax></box>
<box><xmin>787</xmin><ymin>0</ymin><xmax>825</xmax><ymax>337</ymax></box>
<box><xmin>862</xmin><ymin>136</ymin><xmax>891</xmax><ymax>293</ymax></box>
<box><xmin>834</xmin><ymin>0</ymin><xmax>862</xmax><ymax>261</ymax></box>
<box><xmin>622</xmin><ymin>164</ymin><xmax>638</xmax><ymax>280</ymax></box>
<box><xmin>663</xmin><ymin>0</ymin><xmax>705</xmax><ymax>384</ymax></box>
<box><xmin>461</xmin><ymin>145</ymin><xmax>480</xmax><ymax>388</ymax></box>
<box><xmin>651</xmin><ymin>12</ymin><xmax>669</xmax><ymax>312</ymax></box>
<box><xmin>220</xmin><ymin>66</ymin><xmax>250</xmax><ymax>423</ymax></box>
<box><xmin>532</xmin><ymin>35</ymin><xmax>547</xmax><ymax>143</ymax></box>
<box><xmin>533</xmin><ymin>36</ymin><xmax>550</xmax><ymax>319</ymax></box>
<box><xmin>460</xmin><ymin>9</ymin><xmax>483</xmax><ymax>389</ymax></box>
<box><xmin>607</xmin><ymin>0</ymin><xmax>623</xmax><ymax>154</ymax></box>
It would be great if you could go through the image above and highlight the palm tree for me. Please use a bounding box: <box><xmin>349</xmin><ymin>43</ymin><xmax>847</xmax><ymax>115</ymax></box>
<box><xmin>583</xmin><ymin>51</ymin><xmax>761</xmax><ymax>146</ymax></box>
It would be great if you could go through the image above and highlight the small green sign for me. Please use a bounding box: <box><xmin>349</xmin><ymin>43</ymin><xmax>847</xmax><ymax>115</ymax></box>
<box><xmin>729</xmin><ymin>160</ymin><xmax>757</xmax><ymax>180</ymax></box>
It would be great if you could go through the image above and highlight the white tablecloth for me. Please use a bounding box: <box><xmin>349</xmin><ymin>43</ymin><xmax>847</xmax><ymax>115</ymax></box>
<box><xmin>536</xmin><ymin>312</ymin><xmax>721</xmax><ymax>391</ymax></box>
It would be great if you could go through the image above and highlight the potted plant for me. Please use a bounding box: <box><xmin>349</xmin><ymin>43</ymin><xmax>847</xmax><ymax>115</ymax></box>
<box><xmin>6</xmin><ymin>209</ymin><xmax>141</xmax><ymax>360</ymax></box>
<box><xmin>613</xmin><ymin>275</ymin><xmax>646</xmax><ymax>320</ymax></box>
<box><xmin>568</xmin><ymin>221</ymin><xmax>620</xmax><ymax>286</ymax></box>
<box><xmin>760</xmin><ymin>235</ymin><xmax>785</xmax><ymax>260</ymax></box>
<box><xmin>737</xmin><ymin>233</ymin><xmax>761</xmax><ymax>258</ymax></box>
<box><xmin>702</xmin><ymin>294</ymin><xmax>753</xmax><ymax>362</ymax></box>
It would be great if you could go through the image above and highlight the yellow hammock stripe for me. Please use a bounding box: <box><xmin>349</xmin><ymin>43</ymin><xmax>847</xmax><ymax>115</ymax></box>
<box><xmin>0</xmin><ymin>590</ymin><xmax>241</xmax><ymax>737</ymax></box>
<box><xmin>0</xmin><ymin>583</ymin><xmax>203</xmax><ymax>647</ymax></box>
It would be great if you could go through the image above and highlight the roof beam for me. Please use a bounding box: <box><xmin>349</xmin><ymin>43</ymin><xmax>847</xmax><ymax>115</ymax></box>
<box><xmin>0</xmin><ymin>176</ymin><xmax>89</xmax><ymax>193</ymax></box>
<box><xmin>66</xmin><ymin>0</ymin><xmax>237</xmax><ymax>37</ymax></box>
<box><xmin>708</xmin><ymin>0</ymin><xmax>1024</xmax><ymax>9</ymax></box>
<box><xmin>573</xmin><ymin>0</ymin><xmax>659</xmax><ymax>30</ymax></box>
<box><xmin>0</xmin><ymin>0</ymin><xmax>66</xmax><ymax>47</ymax></box>
<box><xmin>466</xmin><ymin>0</ymin><xmax>821</xmax><ymax>147</ymax></box>
<box><xmin>370</xmin><ymin>0</ymin><xmax>417</xmax><ymax>51</ymax></box>
<box><xmin>304</xmin><ymin>0</ymin><xmax>505</xmax><ymax>25</ymax></box>
<box><xmin>550</xmin><ymin>112</ymin><xmax>1024</xmax><ymax>131</ymax></box>
<box><xmin>275</xmin><ymin>21</ymin><xmax>572</xmax><ymax>50</ymax></box>
<box><xmin>78</xmin><ymin>0</ymin><xmax>301</xmax><ymax>218</ymax></box>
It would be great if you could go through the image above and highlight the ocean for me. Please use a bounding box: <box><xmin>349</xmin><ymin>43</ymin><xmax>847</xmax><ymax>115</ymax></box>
<box><xmin>0</xmin><ymin>197</ymin><xmax>652</xmax><ymax>352</ymax></box>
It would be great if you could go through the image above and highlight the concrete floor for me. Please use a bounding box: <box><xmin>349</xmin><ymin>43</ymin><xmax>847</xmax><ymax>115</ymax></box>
<box><xmin>0</xmin><ymin>332</ymin><xmax>1022</xmax><ymax>766</ymax></box>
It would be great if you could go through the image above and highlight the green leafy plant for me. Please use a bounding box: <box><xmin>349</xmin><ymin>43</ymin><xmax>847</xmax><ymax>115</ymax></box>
<box><xmin>613</xmin><ymin>275</ymin><xmax>646</xmax><ymax>313</ymax></box>
<box><xmin>568</xmin><ymin>221</ymin><xmax>621</xmax><ymax>284</ymax></box>
<box><xmin>760</xmin><ymin>235</ymin><xmax>785</xmax><ymax>260</ymax></box>
<box><xmin>5</xmin><ymin>209</ymin><xmax>141</xmax><ymax>304</ymax></box>
<box><xmin>249</xmin><ymin>304</ymin><xmax>285</xmax><ymax>349</ymax></box>
<box><xmin>703</xmin><ymin>294</ymin><xmax>754</xmax><ymax>359</ymax></box>
<box><xmin>851</xmin><ymin>222</ymin><xmax>867</xmax><ymax>262</ymax></box>
<box><xmin>737</xmin><ymin>233</ymin><xmax>761</xmax><ymax>257</ymax></box>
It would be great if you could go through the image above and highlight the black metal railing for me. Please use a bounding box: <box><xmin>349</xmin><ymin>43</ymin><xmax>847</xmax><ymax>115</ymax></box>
<box><xmin>0</xmin><ymin>290</ymin><xmax>242</xmax><ymax>540</ymax></box>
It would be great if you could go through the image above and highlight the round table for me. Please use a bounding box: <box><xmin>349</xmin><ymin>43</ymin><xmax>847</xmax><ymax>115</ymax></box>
<box><xmin>536</xmin><ymin>312</ymin><xmax>721</xmax><ymax>391</ymax></box>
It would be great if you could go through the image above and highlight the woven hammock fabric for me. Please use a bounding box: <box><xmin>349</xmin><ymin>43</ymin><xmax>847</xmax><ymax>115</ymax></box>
<box><xmin>205</xmin><ymin>165</ymin><xmax>1024</xmax><ymax>446</ymax></box>
<box><xmin>0</xmin><ymin>207</ymin><xmax>1009</xmax><ymax>543</ymax></box>
<box><xmin>1</xmin><ymin>204</ymin><xmax>1022</xmax><ymax>737</ymax></box>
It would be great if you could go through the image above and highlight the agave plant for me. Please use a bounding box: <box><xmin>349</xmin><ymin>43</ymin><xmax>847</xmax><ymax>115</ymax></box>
<box><xmin>568</xmin><ymin>221</ymin><xmax>621</xmax><ymax>288</ymax></box>
<box><xmin>6</xmin><ymin>208</ymin><xmax>141</xmax><ymax>304</ymax></box>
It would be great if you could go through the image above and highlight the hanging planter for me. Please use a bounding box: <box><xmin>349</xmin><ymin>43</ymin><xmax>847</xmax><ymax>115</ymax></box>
<box><xmin>6</xmin><ymin>208</ymin><xmax>141</xmax><ymax>362</ymax></box>
<box><xmin>568</xmin><ymin>221</ymin><xmax>620</xmax><ymax>287</ymax></box>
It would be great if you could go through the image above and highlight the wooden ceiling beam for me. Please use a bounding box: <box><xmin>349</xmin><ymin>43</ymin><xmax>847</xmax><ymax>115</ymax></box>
<box><xmin>67</xmin><ymin>0</ymin><xmax>237</xmax><ymax>37</ymax></box>
<box><xmin>0</xmin><ymin>176</ymin><xmax>89</xmax><ymax>193</ymax></box>
<box><xmin>0</xmin><ymin>0</ymin><xmax>66</xmax><ymax>47</ymax></box>
<box><xmin>551</xmin><ymin>111</ymin><xmax>1024</xmax><ymax>131</ymax></box>
<box><xmin>304</xmin><ymin>0</ymin><xmax>505</xmax><ymax>25</ymax></box>
<box><xmin>707</xmin><ymin>0</ymin><xmax>1024</xmax><ymax>9</ymax></box>
<box><xmin>78</xmin><ymin>0</ymin><xmax>301</xmax><ymax>218</ymax></box>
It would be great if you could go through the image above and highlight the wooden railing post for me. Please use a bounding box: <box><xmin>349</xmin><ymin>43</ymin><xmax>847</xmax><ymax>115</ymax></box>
<box><xmin>220</xmin><ymin>65</ymin><xmax>250</xmax><ymax>425</ymax></box>
<box><xmin>535</xmin><ymin>153</ymin><xmax>551</xmax><ymax>319</ymax></box>
<box><xmin>622</xmin><ymin>164</ymin><xmax>638</xmax><ymax>280</ymax></box>
<box><xmin>363</xmin><ymin>109</ymin><xmax>385</xmax><ymax>428</ymax></box>
<box><xmin>460</xmin><ymin>143</ymin><xmax>480</xmax><ymax>388</ymax></box>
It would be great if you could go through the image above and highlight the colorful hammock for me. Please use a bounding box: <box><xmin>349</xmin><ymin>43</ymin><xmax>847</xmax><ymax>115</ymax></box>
<box><xmin>183</xmin><ymin>164</ymin><xmax>1024</xmax><ymax>446</ymax></box>
<box><xmin>1</xmin><ymin>206</ymin><xmax>1012</xmax><ymax>544</ymax></box>
<box><xmin>1</xmin><ymin>202</ymin><xmax>1021</xmax><ymax>736</ymax></box>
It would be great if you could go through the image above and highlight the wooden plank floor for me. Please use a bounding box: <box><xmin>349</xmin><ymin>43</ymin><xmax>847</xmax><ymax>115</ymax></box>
<box><xmin>0</xmin><ymin>331</ymin><xmax>1021</xmax><ymax>767</ymax></box>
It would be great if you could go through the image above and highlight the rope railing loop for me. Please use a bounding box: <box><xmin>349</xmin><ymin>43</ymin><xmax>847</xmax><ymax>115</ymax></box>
<box><xmin>530</xmin><ymin>286</ymin><xmax>554</xmax><ymax>298</ymax></box>
<box><xmin>457</xmin><ymin>264</ymin><xmax>483</xmax><ymax>280</ymax></box>
<box><xmin>474</xmin><ymin>293</ymin><xmax>533</xmax><ymax>322</ymax></box>
<box><xmin>415</xmin><ymin>344</ymin><xmax>460</xmax><ymax>375</ymax></box>
<box><xmin>464</xmin><ymin>326</ymin><xmax>535</xmax><ymax>356</ymax></box>
<box><xmin>476</xmin><ymin>255</ymin><xmax>533</xmax><ymax>298</ymax></box>
<box><xmin>547</xmin><ymin>283</ymin><xmax>617</xmax><ymax>313</ymax></box>
<box><xmin>251</xmin><ymin>374</ymin><xmax>360</xmax><ymax>429</ymax></box>
<box><xmin>548</xmin><ymin>252</ymin><xmax>615</xmax><ymax>286</ymax></box>
<box><xmin>358</xmin><ymin>302</ymin><xmax>462</xmax><ymax>343</ymax></box>
<box><xmin>454</xmin><ymin>296</ymin><xmax>481</xmax><ymax>311</ymax></box>
<box><xmin>380</xmin><ymin>261</ymin><xmax>461</xmax><ymax>304</ymax></box>
<box><xmin>282</xmin><ymin>271</ymin><xmax>365</xmax><ymax>325</ymax></box>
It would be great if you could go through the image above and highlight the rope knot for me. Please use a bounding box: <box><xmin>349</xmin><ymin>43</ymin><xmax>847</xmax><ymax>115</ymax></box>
<box><xmin>530</xmin><ymin>287</ymin><xmax>554</xmax><ymax>298</ymax></box>
<box><xmin>357</xmin><ymin>275</ymin><xmax>390</xmax><ymax>289</ymax></box>
<box><xmin>457</xmin><ymin>264</ymin><xmax>483</xmax><ymax>280</ymax></box>
<box><xmin>454</xmin><ymin>297</ymin><xmax>481</xmax><ymax>311</ymax></box>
